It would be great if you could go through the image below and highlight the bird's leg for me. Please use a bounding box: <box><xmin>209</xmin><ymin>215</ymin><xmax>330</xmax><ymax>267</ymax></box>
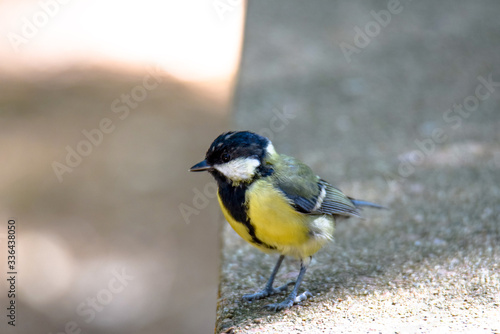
<box><xmin>242</xmin><ymin>255</ymin><xmax>294</xmax><ymax>302</ymax></box>
<box><xmin>264</xmin><ymin>257</ymin><xmax>313</xmax><ymax>311</ymax></box>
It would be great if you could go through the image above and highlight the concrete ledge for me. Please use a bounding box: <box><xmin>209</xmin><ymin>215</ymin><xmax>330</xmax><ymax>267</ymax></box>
<box><xmin>216</xmin><ymin>191</ymin><xmax>500</xmax><ymax>333</ymax></box>
<box><xmin>216</xmin><ymin>1</ymin><xmax>500</xmax><ymax>332</ymax></box>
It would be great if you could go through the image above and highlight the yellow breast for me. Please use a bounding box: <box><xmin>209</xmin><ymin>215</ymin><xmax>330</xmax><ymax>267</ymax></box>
<box><xmin>217</xmin><ymin>179</ymin><xmax>334</xmax><ymax>259</ymax></box>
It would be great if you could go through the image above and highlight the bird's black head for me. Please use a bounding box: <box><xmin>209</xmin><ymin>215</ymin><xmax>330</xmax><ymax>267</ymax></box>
<box><xmin>205</xmin><ymin>131</ymin><xmax>271</xmax><ymax>166</ymax></box>
<box><xmin>190</xmin><ymin>131</ymin><xmax>276</xmax><ymax>184</ymax></box>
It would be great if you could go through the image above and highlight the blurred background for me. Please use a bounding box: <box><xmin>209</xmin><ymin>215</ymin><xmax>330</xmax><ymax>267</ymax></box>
<box><xmin>0</xmin><ymin>1</ymin><xmax>499</xmax><ymax>334</ymax></box>
<box><xmin>0</xmin><ymin>1</ymin><xmax>243</xmax><ymax>333</ymax></box>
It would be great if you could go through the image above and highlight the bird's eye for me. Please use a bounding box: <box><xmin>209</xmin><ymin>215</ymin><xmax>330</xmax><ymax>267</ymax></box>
<box><xmin>221</xmin><ymin>153</ymin><xmax>231</xmax><ymax>162</ymax></box>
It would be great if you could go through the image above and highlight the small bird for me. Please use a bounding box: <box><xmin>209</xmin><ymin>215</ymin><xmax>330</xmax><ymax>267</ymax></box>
<box><xmin>190</xmin><ymin>131</ymin><xmax>384</xmax><ymax>311</ymax></box>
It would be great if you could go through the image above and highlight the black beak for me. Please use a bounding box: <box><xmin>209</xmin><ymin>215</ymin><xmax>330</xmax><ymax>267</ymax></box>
<box><xmin>189</xmin><ymin>160</ymin><xmax>212</xmax><ymax>172</ymax></box>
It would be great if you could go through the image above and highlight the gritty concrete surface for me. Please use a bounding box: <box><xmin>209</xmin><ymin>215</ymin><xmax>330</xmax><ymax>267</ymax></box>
<box><xmin>216</xmin><ymin>1</ymin><xmax>500</xmax><ymax>333</ymax></box>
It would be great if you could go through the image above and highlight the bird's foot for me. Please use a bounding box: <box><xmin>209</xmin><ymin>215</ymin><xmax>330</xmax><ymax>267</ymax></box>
<box><xmin>264</xmin><ymin>290</ymin><xmax>312</xmax><ymax>311</ymax></box>
<box><xmin>242</xmin><ymin>281</ymin><xmax>295</xmax><ymax>302</ymax></box>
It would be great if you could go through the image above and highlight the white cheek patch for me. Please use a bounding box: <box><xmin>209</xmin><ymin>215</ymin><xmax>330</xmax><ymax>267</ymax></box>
<box><xmin>214</xmin><ymin>157</ymin><xmax>261</xmax><ymax>182</ymax></box>
<box><xmin>266</xmin><ymin>142</ymin><xmax>277</xmax><ymax>156</ymax></box>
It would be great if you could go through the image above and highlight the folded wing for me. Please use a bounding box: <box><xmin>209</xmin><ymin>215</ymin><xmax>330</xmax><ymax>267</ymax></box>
<box><xmin>270</xmin><ymin>155</ymin><xmax>360</xmax><ymax>218</ymax></box>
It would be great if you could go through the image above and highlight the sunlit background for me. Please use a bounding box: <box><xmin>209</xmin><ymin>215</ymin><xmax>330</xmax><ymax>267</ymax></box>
<box><xmin>0</xmin><ymin>1</ymin><xmax>243</xmax><ymax>87</ymax></box>
<box><xmin>0</xmin><ymin>1</ymin><xmax>245</xmax><ymax>333</ymax></box>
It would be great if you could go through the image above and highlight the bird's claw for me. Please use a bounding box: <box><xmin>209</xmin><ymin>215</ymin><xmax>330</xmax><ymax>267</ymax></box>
<box><xmin>242</xmin><ymin>281</ymin><xmax>295</xmax><ymax>302</ymax></box>
<box><xmin>263</xmin><ymin>290</ymin><xmax>312</xmax><ymax>311</ymax></box>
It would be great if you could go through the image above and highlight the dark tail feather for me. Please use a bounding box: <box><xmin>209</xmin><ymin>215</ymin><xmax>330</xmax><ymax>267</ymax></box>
<box><xmin>350</xmin><ymin>199</ymin><xmax>388</xmax><ymax>210</ymax></box>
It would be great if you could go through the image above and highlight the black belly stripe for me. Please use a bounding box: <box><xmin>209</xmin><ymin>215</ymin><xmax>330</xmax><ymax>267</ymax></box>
<box><xmin>244</xmin><ymin>217</ymin><xmax>275</xmax><ymax>250</ymax></box>
<box><xmin>213</xmin><ymin>172</ymin><xmax>276</xmax><ymax>250</ymax></box>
